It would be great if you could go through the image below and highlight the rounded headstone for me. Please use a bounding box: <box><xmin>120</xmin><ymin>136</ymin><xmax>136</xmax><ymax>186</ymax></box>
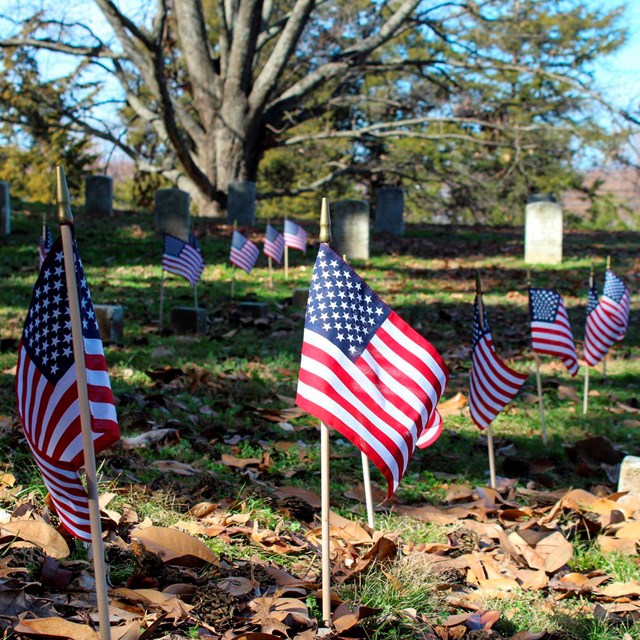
<box><xmin>618</xmin><ymin>455</ymin><xmax>640</xmax><ymax>496</ymax></box>
<box><xmin>170</xmin><ymin>306</ymin><xmax>207</xmax><ymax>334</ymax></box>
<box><xmin>155</xmin><ymin>189</ymin><xmax>190</xmax><ymax>240</ymax></box>
<box><xmin>84</xmin><ymin>175</ymin><xmax>113</xmax><ymax>217</ymax></box>
<box><xmin>374</xmin><ymin>187</ymin><xmax>404</xmax><ymax>236</ymax></box>
<box><xmin>527</xmin><ymin>193</ymin><xmax>557</xmax><ymax>204</ymax></box>
<box><xmin>0</xmin><ymin>181</ymin><xmax>10</xmax><ymax>235</ymax></box>
<box><xmin>524</xmin><ymin>199</ymin><xmax>563</xmax><ymax>265</ymax></box>
<box><xmin>94</xmin><ymin>304</ymin><xmax>124</xmax><ymax>344</ymax></box>
<box><xmin>227</xmin><ymin>181</ymin><xmax>257</xmax><ymax>226</ymax></box>
<box><xmin>332</xmin><ymin>200</ymin><xmax>370</xmax><ymax>260</ymax></box>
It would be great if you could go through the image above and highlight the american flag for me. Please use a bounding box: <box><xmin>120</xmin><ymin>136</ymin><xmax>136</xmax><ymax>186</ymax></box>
<box><xmin>296</xmin><ymin>244</ymin><xmax>449</xmax><ymax>496</ymax></box>
<box><xmin>39</xmin><ymin>224</ymin><xmax>53</xmax><ymax>266</ymax></box>
<box><xmin>529</xmin><ymin>288</ymin><xmax>579</xmax><ymax>376</ymax></box>
<box><xmin>468</xmin><ymin>298</ymin><xmax>528</xmax><ymax>430</ymax></box>
<box><xmin>284</xmin><ymin>220</ymin><xmax>307</xmax><ymax>252</ymax></box>
<box><xmin>162</xmin><ymin>233</ymin><xmax>204</xmax><ymax>286</ymax></box>
<box><xmin>584</xmin><ymin>270</ymin><xmax>630</xmax><ymax>366</ymax></box>
<box><xmin>15</xmin><ymin>236</ymin><xmax>119</xmax><ymax>542</ymax></box>
<box><xmin>230</xmin><ymin>230</ymin><xmax>259</xmax><ymax>274</ymax></box>
<box><xmin>264</xmin><ymin>224</ymin><xmax>285</xmax><ymax>264</ymax></box>
<box><xmin>601</xmin><ymin>269</ymin><xmax>631</xmax><ymax>341</ymax></box>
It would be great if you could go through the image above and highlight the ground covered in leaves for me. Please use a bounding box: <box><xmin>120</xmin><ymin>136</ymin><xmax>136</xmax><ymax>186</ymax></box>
<box><xmin>1</xmin><ymin>208</ymin><xmax>639</xmax><ymax>640</ymax></box>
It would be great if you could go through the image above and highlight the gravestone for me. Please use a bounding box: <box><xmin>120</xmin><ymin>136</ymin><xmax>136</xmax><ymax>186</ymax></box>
<box><xmin>332</xmin><ymin>199</ymin><xmax>370</xmax><ymax>260</ymax></box>
<box><xmin>374</xmin><ymin>187</ymin><xmax>404</xmax><ymax>236</ymax></box>
<box><xmin>0</xmin><ymin>181</ymin><xmax>10</xmax><ymax>235</ymax></box>
<box><xmin>618</xmin><ymin>455</ymin><xmax>640</xmax><ymax>496</ymax></box>
<box><xmin>227</xmin><ymin>181</ymin><xmax>256</xmax><ymax>226</ymax></box>
<box><xmin>170</xmin><ymin>306</ymin><xmax>207</xmax><ymax>333</ymax></box>
<box><xmin>155</xmin><ymin>189</ymin><xmax>190</xmax><ymax>240</ymax></box>
<box><xmin>94</xmin><ymin>304</ymin><xmax>124</xmax><ymax>344</ymax></box>
<box><xmin>524</xmin><ymin>195</ymin><xmax>563</xmax><ymax>264</ymax></box>
<box><xmin>237</xmin><ymin>301</ymin><xmax>269</xmax><ymax>319</ymax></box>
<box><xmin>85</xmin><ymin>175</ymin><xmax>113</xmax><ymax>217</ymax></box>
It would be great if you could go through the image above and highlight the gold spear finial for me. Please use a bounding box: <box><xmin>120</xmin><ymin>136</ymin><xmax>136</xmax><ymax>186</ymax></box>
<box><xmin>56</xmin><ymin>166</ymin><xmax>73</xmax><ymax>225</ymax></box>
<box><xmin>319</xmin><ymin>197</ymin><xmax>331</xmax><ymax>244</ymax></box>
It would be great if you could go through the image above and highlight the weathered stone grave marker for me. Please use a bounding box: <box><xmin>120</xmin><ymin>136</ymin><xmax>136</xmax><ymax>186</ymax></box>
<box><xmin>227</xmin><ymin>181</ymin><xmax>256</xmax><ymax>226</ymax></box>
<box><xmin>374</xmin><ymin>187</ymin><xmax>404</xmax><ymax>236</ymax></box>
<box><xmin>524</xmin><ymin>194</ymin><xmax>563</xmax><ymax>264</ymax></box>
<box><xmin>154</xmin><ymin>188</ymin><xmax>190</xmax><ymax>240</ymax></box>
<box><xmin>332</xmin><ymin>199</ymin><xmax>370</xmax><ymax>260</ymax></box>
<box><xmin>85</xmin><ymin>175</ymin><xmax>114</xmax><ymax>217</ymax></box>
<box><xmin>94</xmin><ymin>304</ymin><xmax>124</xmax><ymax>344</ymax></box>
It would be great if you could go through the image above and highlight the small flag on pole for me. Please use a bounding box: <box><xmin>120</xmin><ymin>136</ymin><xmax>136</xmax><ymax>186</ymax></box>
<box><xmin>39</xmin><ymin>224</ymin><xmax>53</xmax><ymax>266</ymax></box>
<box><xmin>162</xmin><ymin>233</ymin><xmax>204</xmax><ymax>286</ymax></box>
<box><xmin>296</xmin><ymin>244</ymin><xmax>449</xmax><ymax>496</ymax></box>
<box><xmin>529</xmin><ymin>287</ymin><xmax>579</xmax><ymax>376</ymax></box>
<box><xmin>600</xmin><ymin>269</ymin><xmax>630</xmax><ymax>341</ymax></box>
<box><xmin>584</xmin><ymin>270</ymin><xmax>630</xmax><ymax>366</ymax></box>
<box><xmin>468</xmin><ymin>298</ymin><xmax>528</xmax><ymax>429</ymax></box>
<box><xmin>264</xmin><ymin>224</ymin><xmax>285</xmax><ymax>264</ymax></box>
<box><xmin>15</xmin><ymin>235</ymin><xmax>120</xmax><ymax>541</ymax></box>
<box><xmin>284</xmin><ymin>220</ymin><xmax>307</xmax><ymax>252</ymax></box>
<box><xmin>230</xmin><ymin>230</ymin><xmax>259</xmax><ymax>274</ymax></box>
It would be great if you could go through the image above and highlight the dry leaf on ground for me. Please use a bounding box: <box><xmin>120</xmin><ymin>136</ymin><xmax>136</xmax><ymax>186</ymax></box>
<box><xmin>131</xmin><ymin>526</ymin><xmax>218</xmax><ymax>566</ymax></box>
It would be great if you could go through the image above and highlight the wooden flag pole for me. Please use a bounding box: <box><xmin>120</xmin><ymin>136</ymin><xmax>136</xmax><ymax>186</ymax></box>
<box><xmin>602</xmin><ymin>256</ymin><xmax>611</xmax><ymax>379</ymax></box>
<box><xmin>193</xmin><ymin>284</ymin><xmax>198</xmax><ymax>310</ymax></box>
<box><xmin>583</xmin><ymin>262</ymin><xmax>594</xmax><ymax>414</ymax></box>
<box><xmin>56</xmin><ymin>167</ymin><xmax>111</xmax><ymax>640</ymax></box>
<box><xmin>284</xmin><ymin>246</ymin><xmax>289</xmax><ymax>280</ymax></box>
<box><xmin>266</xmin><ymin>218</ymin><xmax>274</xmax><ymax>289</ymax></box>
<box><xmin>528</xmin><ymin>271</ymin><xmax>547</xmax><ymax>444</ymax></box>
<box><xmin>320</xmin><ymin>421</ymin><xmax>331</xmax><ymax>625</ymax></box>
<box><xmin>159</xmin><ymin>269</ymin><xmax>165</xmax><ymax>332</ymax></box>
<box><xmin>583</xmin><ymin>366</ymin><xmax>590</xmax><ymax>414</ymax></box>
<box><xmin>318</xmin><ymin>199</ymin><xmax>332</xmax><ymax>626</ymax></box>
<box><xmin>361</xmin><ymin>451</ymin><xmax>375</xmax><ymax>529</ymax></box>
<box><xmin>475</xmin><ymin>271</ymin><xmax>497</xmax><ymax>489</ymax></box>
<box><xmin>534</xmin><ymin>352</ymin><xmax>548</xmax><ymax>445</ymax></box>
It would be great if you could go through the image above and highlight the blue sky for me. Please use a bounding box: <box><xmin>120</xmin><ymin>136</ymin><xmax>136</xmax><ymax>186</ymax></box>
<box><xmin>592</xmin><ymin>0</ymin><xmax>640</xmax><ymax>111</ymax></box>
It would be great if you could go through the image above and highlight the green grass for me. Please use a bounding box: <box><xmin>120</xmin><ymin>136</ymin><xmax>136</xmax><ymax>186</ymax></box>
<box><xmin>1</xmin><ymin>207</ymin><xmax>639</xmax><ymax>639</ymax></box>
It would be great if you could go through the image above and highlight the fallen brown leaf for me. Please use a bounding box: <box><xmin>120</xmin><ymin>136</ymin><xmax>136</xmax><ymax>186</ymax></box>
<box><xmin>598</xmin><ymin>581</ymin><xmax>640</xmax><ymax>598</ymax></box>
<box><xmin>557</xmin><ymin>384</ymin><xmax>579</xmax><ymax>401</ymax></box>
<box><xmin>332</xmin><ymin>601</ymin><xmax>379</xmax><ymax>633</ymax></box>
<box><xmin>131</xmin><ymin>526</ymin><xmax>218</xmax><ymax>567</ymax></box>
<box><xmin>13</xmin><ymin>618</ymin><xmax>99</xmax><ymax>640</ymax></box>
<box><xmin>1</xmin><ymin>520</ymin><xmax>69</xmax><ymax>559</ymax></box>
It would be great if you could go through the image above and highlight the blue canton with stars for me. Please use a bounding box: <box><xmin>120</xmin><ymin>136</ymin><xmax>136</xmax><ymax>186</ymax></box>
<box><xmin>587</xmin><ymin>286</ymin><xmax>599</xmax><ymax>316</ymax></box>
<box><xmin>603</xmin><ymin>270</ymin><xmax>627</xmax><ymax>303</ymax></box>
<box><xmin>22</xmin><ymin>235</ymin><xmax>100</xmax><ymax>385</ymax></box>
<box><xmin>471</xmin><ymin>298</ymin><xmax>491</xmax><ymax>350</ymax></box>
<box><xmin>305</xmin><ymin>244</ymin><xmax>390</xmax><ymax>361</ymax></box>
<box><xmin>164</xmin><ymin>234</ymin><xmax>189</xmax><ymax>256</ymax></box>
<box><xmin>529</xmin><ymin>288</ymin><xmax>561</xmax><ymax>322</ymax></box>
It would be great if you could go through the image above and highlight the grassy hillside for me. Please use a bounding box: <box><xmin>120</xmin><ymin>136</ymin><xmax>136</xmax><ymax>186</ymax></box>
<box><xmin>0</xmin><ymin>206</ymin><xmax>639</xmax><ymax>640</ymax></box>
